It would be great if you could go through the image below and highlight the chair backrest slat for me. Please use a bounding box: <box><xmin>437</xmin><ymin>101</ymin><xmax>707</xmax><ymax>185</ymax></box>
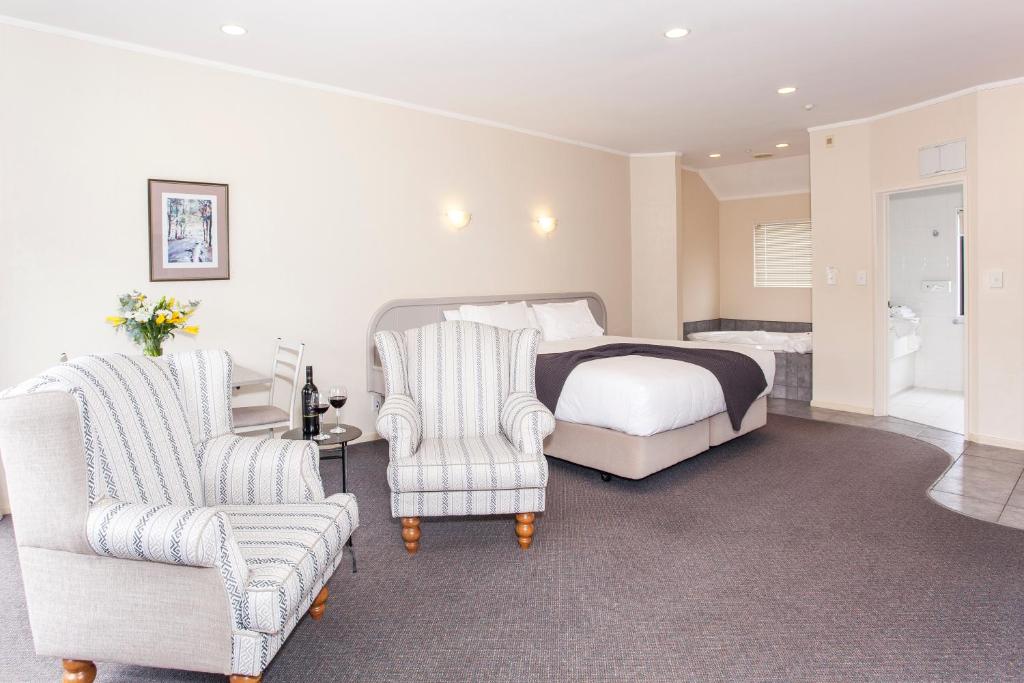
<box><xmin>268</xmin><ymin>338</ymin><xmax>305</xmax><ymax>429</ymax></box>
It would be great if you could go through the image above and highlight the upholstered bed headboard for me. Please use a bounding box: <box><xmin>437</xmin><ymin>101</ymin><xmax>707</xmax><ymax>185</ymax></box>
<box><xmin>366</xmin><ymin>292</ymin><xmax>607</xmax><ymax>395</ymax></box>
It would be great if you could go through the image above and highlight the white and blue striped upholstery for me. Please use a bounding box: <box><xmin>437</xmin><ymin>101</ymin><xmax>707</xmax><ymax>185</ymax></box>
<box><xmin>388</xmin><ymin>435</ymin><xmax>548</xmax><ymax>493</ymax></box>
<box><xmin>404</xmin><ymin>322</ymin><xmax>508</xmax><ymax>439</ymax></box>
<box><xmin>222</xmin><ymin>493</ymin><xmax>357</xmax><ymax>635</ymax></box>
<box><xmin>3</xmin><ymin>352</ymin><xmax>358</xmax><ymax>679</ymax></box>
<box><xmin>5</xmin><ymin>354</ymin><xmax>203</xmax><ymax>505</ymax></box>
<box><xmin>500</xmin><ymin>393</ymin><xmax>555</xmax><ymax>456</ymax></box>
<box><xmin>375</xmin><ymin>393</ymin><xmax>421</xmax><ymax>462</ymax></box>
<box><xmin>374</xmin><ymin>321</ymin><xmax>554</xmax><ymax>519</ymax></box>
<box><xmin>199</xmin><ymin>434</ymin><xmax>324</xmax><ymax>505</ymax></box>
<box><xmin>164</xmin><ymin>350</ymin><xmax>234</xmax><ymax>444</ymax></box>
<box><xmin>391</xmin><ymin>488</ymin><xmax>547</xmax><ymax>519</ymax></box>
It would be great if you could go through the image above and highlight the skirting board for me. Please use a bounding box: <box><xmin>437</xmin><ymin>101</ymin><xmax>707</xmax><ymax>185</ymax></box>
<box><xmin>543</xmin><ymin>397</ymin><xmax>768</xmax><ymax>480</ymax></box>
<box><xmin>966</xmin><ymin>432</ymin><xmax>1024</xmax><ymax>452</ymax></box>
<box><xmin>810</xmin><ymin>400</ymin><xmax>874</xmax><ymax>415</ymax></box>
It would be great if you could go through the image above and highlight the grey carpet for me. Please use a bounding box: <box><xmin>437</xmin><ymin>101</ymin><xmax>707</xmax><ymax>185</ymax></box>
<box><xmin>2</xmin><ymin>415</ymin><xmax>1024</xmax><ymax>682</ymax></box>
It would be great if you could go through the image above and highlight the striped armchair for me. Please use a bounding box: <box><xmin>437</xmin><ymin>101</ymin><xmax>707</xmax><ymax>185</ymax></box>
<box><xmin>0</xmin><ymin>351</ymin><xmax>358</xmax><ymax>683</ymax></box>
<box><xmin>374</xmin><ymin>321</ymin><xmax>555</xmax><ymax>553</ymax></box>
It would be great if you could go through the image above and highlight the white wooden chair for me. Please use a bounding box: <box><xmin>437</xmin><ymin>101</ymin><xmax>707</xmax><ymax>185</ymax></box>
<box><xmin>232</xmin><ymin>338</ymin><xmax>305</xmax><ymax>435</ymax></box>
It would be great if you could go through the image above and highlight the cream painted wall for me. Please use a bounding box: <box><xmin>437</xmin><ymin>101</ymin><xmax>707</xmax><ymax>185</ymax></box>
<box><xmin>809</xmin><ymin>124</ymin><xmax>874</xmax><ymax>413</ymax></box>
<box><xmin>630</xmin><ymin>155</ymin><xmax>680</xmax><ymax>338</ymax></box>
<box><xmin>810</xmin><ymin>85</ymin><xmax>1024</xmax><ymax>447</ymax></box>
<box><xmin>0</xmin><ymin>26</ymin><xmax>632</xmax><ymax>444</ymax></box>
<box><xmin>974</xmin><ymin>85</ymin><xmax>1024</xmax><ymax>447</ymax></box>
<box><xmin>679</xmin><ymin>170</ymin><xmax>719</xmax><ymax>323</ymax></box>
<box><xmin>718</xmin><ymin>193</ymin><xmax>811</xmax><ymax>322</ymax></box>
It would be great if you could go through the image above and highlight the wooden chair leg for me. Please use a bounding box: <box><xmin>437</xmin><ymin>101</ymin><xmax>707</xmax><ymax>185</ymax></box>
<box><xmin>308</xmin><ymin>586</ymin><xmax>329</xmax><ymax>620</ymax></box>
<box><xmin>228</xmin><ymin>675</ymin><xmax>261</xmax><ymax>683</ymax></box>
<box><xmin>401</xmin><ymin>517</ymin><xmax>421</xmax><ymax>554</ymax></box>
<box><xmin>514</xmin><ymin>512</ymin><xmax>536</xmax><ymax>550</ymax></box>
<box><xmin>62</xmin><ymin>660</ymin><xmax>96</xmax><ymax>683</ymax></box>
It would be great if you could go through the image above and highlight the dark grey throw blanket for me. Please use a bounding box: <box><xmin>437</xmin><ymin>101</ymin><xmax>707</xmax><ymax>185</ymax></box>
<box><xmin>535</xmin><ymin>343</ymin><xmax>768</xmax><ymax>431</ymax></box>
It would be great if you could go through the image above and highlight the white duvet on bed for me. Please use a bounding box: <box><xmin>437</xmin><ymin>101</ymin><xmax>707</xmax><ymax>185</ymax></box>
<box><xmin>538</xmin><ymin>335</ymin><xmax>775</xmax><ymax>437</ymax></box>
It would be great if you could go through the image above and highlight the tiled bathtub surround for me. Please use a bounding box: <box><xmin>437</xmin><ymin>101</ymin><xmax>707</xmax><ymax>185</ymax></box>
<box><xmin>683</xmin><ymin>319</ymin><xmax>813</xmax><ymax>402</ymax></box>
<box><xmin>682</xmin><ymin>319</ymin><xmax>813</xmax><ymax>336</ymax></box>
<box><xmin>773</xmin><ymin>353</ymin><xmax>812</xmax><ymax>401</ymax></box>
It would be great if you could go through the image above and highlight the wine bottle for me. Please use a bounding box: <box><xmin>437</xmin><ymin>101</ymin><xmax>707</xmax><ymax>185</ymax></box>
<box><xmin>301</xmin><ymin>365</ymin><xmax>319</xmax><ymax>438</ymax></box>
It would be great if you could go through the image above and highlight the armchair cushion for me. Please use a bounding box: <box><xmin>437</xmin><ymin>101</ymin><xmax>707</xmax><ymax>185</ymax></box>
<box><xmin>375</xmin><ymin>393</ymin><xmax>421</xmax><ymax>461</ymax></box>
<box><xmin>220</xmin><ymin>493</ymin><xmax>358</xmax><ymax>634</ymax></box>
<box><xmin>500</xmin><ymin>391</ymin><xmax>556</xmax><ymax>456</ymax></box>
<box><xmin>199</xmin><ymin>435</ymin><xmax>325</xmax><ymax>506</ymax></box>
<box><xmin>388</xmin><ymin>434</ymin><xmax>548</xmax><ymax>494</ymax></box>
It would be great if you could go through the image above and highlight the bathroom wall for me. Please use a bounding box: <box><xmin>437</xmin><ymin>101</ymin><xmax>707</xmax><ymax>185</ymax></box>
<box><xmin>888</xmin><ymin>185</ymin><xmax>964</xmax><ymax>392</ymax></box>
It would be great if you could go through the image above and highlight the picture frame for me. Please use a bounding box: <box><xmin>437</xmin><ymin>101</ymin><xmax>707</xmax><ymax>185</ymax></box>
<box><xmin>148</xmin><ymin>179</ymin><xmax>230</xmax><ymax>281</ymax></box>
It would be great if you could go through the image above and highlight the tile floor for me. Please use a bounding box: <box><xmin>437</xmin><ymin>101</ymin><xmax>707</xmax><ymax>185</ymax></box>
<box><xmin>888</xmin><ymin>387</ymin><xmax>965</xmax><ymax>434</ymax></box>
<box><xmin>767</xmin><ymin>398</ymin><xmax>1024</xmax><ymax>530</ymax></box>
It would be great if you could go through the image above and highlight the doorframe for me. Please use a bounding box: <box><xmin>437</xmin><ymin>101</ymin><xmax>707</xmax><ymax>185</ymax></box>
<box><xmin>872</xmin><ymin>178</ymin><xmax>970</xmax><ymax>435</ymax></box>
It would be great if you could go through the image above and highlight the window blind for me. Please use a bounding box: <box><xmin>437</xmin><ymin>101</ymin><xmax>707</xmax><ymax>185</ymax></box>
<box><xmin>753</xmin><ymin>220</ymin><xmax>812</xmax><ymax>288</ymax></box>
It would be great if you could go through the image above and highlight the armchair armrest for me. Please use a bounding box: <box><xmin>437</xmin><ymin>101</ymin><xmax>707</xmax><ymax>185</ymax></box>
<box><xmin>376</xmin><ymin>394</ymin><xmax>421</xmax><ymax>461</ymax></box>
<box><xmin>87</xmin><ymin>498</ymin><xmax>249</xmax><ymax>576</ymax></box>
<box><xmin>87</xmin><ymin>499</ymin><xmax>252</xmax><ymax>631</ymax></box>
<box><xmin>500</xmin><ymin>392</ymin><xmax>556</xmax><ymax>456</ymax></box>
<box><xmin>199</xmin><ymin>435</ymin><xmax>325</xmax><ymax>505</ymax></box>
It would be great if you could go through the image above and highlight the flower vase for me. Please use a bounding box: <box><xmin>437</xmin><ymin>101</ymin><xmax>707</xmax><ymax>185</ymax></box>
<box><xmin>142</xmin><ymin>339</ymin><xmax>164</xmax><ymax>357</ymax></box>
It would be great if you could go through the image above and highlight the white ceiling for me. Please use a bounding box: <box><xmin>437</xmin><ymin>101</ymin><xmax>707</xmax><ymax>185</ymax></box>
<box><xmin>2</xmin><ymin>0</ymin><xmax>1023</xmax><ymax>167</ymax></box>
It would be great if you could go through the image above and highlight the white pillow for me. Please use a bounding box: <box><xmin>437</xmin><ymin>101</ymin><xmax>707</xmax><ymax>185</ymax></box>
<box><xmin>442</xmin><ymin>309</ymin><xmax>461</xmax><ymax>321</ymax></box>
<box><xmin>525</xmin><ymin>305</ymin><xmax>540</xmax><ymax>331</ymax></box>
<box><xmin>532</xmin><ymin>300</ymin><xmax>604</xmax><ymax>341</ymax></box>
<box><xmin>458</xmin><ymin>301</ymin><xmax>533</xmax><ymax>330</ymax></box>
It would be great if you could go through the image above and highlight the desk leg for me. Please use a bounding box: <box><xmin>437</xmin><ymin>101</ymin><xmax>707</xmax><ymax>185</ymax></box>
<box><xmin>342</xmin><ymin>442</ymin><xmax>356</xmax><ymax>573</ymax></box>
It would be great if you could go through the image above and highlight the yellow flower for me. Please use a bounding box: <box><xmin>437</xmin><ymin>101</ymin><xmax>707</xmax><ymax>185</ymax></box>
<box><xmin>182</xmin><ymin>325</ymin><xmax>199</xmax><ymax>335</ymax></box>
<box><xmin>168</xmin><ymin>297</ymin><xmax>176</xmax><ymax>308</ymax></box>
<box><xmin>156</xmin><ymin>314</ymin><xmax>166</xmax><ymax>325</ymax></box>
<box><xmin>172</xmin><ymin>312</ymin><xmax>184</xmax><ymax>324</ymax></box>
<box><xmin>105</xmin><ymin>316</ymin><xmax>126</xmax><ymax>326</ymax></box>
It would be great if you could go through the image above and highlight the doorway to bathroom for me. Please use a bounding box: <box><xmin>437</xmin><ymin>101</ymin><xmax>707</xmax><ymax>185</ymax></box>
<box><xmin>884</xmin><ymin>184</ymin><xmax>965</xmax><ymax>434</ymax></box>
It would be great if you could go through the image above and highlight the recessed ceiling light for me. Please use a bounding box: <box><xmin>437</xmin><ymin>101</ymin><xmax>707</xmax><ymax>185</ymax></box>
<box><xmin>220</xmin><ymin>24</ymin><xmax>247</xmax><ymax>36</ymax></box>
<box><xmin>708</xmin><ymin>153</ymin><xmax>721</xmax><ymax>158</ymax></box>
<box><xmin>664</xmin><ymin>27</ymin><xmax>691</xmax><ymax>39</ymax></box>
<box><xmin>804</xmin><ymin>103</ymin><xmax>815</xmax><ymax>111</ymax></box>
<box><xmin>775</xmin><ymin>142</ymin><xmax>790</xmax><ymax>148</ymax></box>
<box><xmin>777</xmin><ymin>86</ymin><xmax>797</xmax><ymax>95</ymax></box>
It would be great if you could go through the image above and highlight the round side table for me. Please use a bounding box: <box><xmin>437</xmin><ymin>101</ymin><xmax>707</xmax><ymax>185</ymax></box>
<box><xmin>282</xmin><ymin>424</ymin><xmax>362</xmax><ymax>572</ymax></box>
<box><xmin>281</xmin><ymin>424</ymin><xmax>362</xmax><ymax>494</ymax></box>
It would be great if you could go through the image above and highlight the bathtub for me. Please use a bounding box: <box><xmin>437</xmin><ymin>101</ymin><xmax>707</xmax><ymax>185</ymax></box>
<box><xmin>688</xmin><ymin>330</ymin><xmax>813</xmax><ymax>354</ymax></box>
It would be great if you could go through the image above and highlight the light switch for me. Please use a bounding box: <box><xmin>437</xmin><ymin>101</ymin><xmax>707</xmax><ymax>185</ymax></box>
<box><xmin>856</xmin><ymin>270</ymin><xmax>867</xmax><ymax>286</ymax></box>
<box><xmin>987</xmin><ymin>270</ymin><xmax>1005</xmax><ymax>289</ymax></box>
<box><xmin>826</xmin><ymin>266</ymin><xmax>838</xmax><ymax>286</ymax></box>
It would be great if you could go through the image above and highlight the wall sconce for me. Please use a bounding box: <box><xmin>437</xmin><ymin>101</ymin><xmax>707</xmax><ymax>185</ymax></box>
<box><xmin>445</xmin><ymin>209</ymin><xmax>472</xmax><ymax>230</ymax></box>
<box><xmin>536</xmin><ymin>215</ymin><xmax>558</xmax><ymax>235</ymax></box>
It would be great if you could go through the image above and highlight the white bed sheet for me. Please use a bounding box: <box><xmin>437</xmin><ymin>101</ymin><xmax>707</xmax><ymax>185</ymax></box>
<box><xmin>538</xmin><ymin>335</ymin><xmax>775</xmax><ymax>437</ymax></box>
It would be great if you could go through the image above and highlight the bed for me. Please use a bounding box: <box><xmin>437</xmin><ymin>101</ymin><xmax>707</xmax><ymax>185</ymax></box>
<box><xmin>367</xmin><ymin>292</ymin><xmax>774</xmax><ymax>480</ymax></box>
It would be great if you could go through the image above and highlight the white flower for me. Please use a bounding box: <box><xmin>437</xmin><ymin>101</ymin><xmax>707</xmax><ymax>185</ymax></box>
<box><xmin>132</xmin><ymin>310</ymin><xmax>150</xmax><ymax>323</ymax></box>
<box><xmin>156</xmin><ymin>309</ymin><xmax>172</xmax><ymax>319</ymax></box>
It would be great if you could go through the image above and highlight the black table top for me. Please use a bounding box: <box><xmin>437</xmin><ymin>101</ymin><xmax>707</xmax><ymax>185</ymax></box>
<box><xmin>282</xmin><ymin>424</ymin><xmax>363</xmax><ymax>450</ymax></box>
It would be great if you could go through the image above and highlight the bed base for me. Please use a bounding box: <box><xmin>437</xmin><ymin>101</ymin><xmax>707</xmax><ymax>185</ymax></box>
<box><xmin>543</xmin><ymin>397</ymin><xmax>767</xmax><ymax>480</ymax></box>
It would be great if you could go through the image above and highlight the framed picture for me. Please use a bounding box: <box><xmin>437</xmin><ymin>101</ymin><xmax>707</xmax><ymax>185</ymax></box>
<box><xmin>148</xmin><ymin>179</ymin><xmax>230</xmax><ymax>281</ymax></box>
